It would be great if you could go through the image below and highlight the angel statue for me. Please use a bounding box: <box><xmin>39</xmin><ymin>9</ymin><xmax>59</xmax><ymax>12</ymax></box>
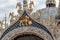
<box><xmin>9</xmin><ymin>12</ymin><xmax>19</xmax><ymax>24</ymax></box>
<box><xmin>29</xmin><ymin>1</ymin><xmax>34</xmax><ymax>9</ymax></box>
<box><xmin>29</xmin><ymin>1</ymin><xmax>34</xmax><ymax>14</ymax></box>
<box><xmin>16</xmin><ymin>2</ymin><xmax>23</xmax><ymax>16</ymax></box>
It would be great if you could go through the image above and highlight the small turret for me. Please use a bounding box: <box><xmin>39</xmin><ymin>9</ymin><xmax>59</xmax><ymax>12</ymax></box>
<box><xmin>46</xmin><ymin>0</ymin><xmax>56</xmax><ymax>7</ymax></box>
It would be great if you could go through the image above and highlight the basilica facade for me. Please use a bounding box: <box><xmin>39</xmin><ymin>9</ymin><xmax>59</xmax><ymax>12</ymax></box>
<box><xmin>0</xmin><ymin>0</ymin><xmax>60</xmax><ymax>40</ymax></box>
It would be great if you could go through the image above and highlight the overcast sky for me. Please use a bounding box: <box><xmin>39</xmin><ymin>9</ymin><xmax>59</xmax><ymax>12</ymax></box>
<box><xmin>0</xmin><ymin>0</ymin><xmax>59</xmax><ymax>20</ymax></box>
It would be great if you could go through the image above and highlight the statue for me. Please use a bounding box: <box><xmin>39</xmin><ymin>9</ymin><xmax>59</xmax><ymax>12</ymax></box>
<box><xmin>29</xmin><ymin>1</ymin><xmax>34</xmax><ymax>13</ymax></box>
<box><xmin>29</xmin><ymin>1</ymin><xmax>34</xmax><ymax>9</ymax></box>
<box><xmin>16</xmin><ymin>2</ymin><xmax>23</xmax><ymax>15</ymax></box>
<box><xmin>9</xmin><ymin>12</ymin><xmax>15</xmax><ymax>24</ymax></box>
<box><xmin>16</xmin><ymin>2</ymin><xmax>22</xmax><ymax>9</ymax></box>
<box><xmin>9</xmin><ymin>12</ymin><xmax>19</xmax><ymax>24</ymax></box>
<box><xmin>19</xmin><ymin>16</ymin><xmax>32</xmax><ymax>26</ymax></box>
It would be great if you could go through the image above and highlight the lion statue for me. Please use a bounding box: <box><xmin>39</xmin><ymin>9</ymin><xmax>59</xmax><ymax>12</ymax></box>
<box><xmin>19</xmin><ymin>16</ymin><xmax>32</xmax><ymax>26</ymax></box>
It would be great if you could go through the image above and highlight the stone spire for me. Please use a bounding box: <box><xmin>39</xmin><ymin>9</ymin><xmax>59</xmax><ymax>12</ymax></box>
<box><xmin>46</xmin><ymin>0</ymin><xmax>56</xmax><ymax>7</ymax></box>
<box><xmin>23</xmin><ymin>0</ymin><xmax>28</xmax><ymax>11</ymax></box>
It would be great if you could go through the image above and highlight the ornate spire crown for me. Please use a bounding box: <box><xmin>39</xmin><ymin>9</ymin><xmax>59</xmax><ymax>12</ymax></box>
<box><xmin>46</xmin><ymin>0</ymin><xmax>56</xmax><ymax>7</ymax></box>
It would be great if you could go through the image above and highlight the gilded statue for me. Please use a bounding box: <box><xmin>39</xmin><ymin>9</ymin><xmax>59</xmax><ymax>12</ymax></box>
<box><xmin>19</xmin><ymin>16</ymin><xmax>32</xmax><ymax>26</ymax></box>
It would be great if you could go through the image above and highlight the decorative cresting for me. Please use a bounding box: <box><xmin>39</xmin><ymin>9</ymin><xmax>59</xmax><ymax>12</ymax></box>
<box><xmin>2</xmin><ymin>27</ymin><xmax>52</xmax><ymax>40</ymax></box>
<box><xmin>0</xmin><ymin>11</ymin><xmax>54</xmax><ymax>40</ymax></box>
